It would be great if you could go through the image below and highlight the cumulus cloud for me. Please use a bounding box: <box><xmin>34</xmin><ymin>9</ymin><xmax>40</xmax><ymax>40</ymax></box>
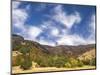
<box><xmin>57</xmin><ymin>14</ymin><xmax>96</xmax><ymax>46</ymax></box>
<box><xmin>12</xmin><ymin>9</ymin><xmax>28</xmax><ymax>29</ymax></box>
<box><xmin>12</xmin><ymin>1</ymin><xmax>95</xmax><ymax>46</ymax></box>
<box><xmin>12</xmin><ymin>1</ymin><xmax>20</xmax><ymax>9</ymax></box>
<box><xmin>35</xmin><ymin>4</ymin><xmax>82</xmax><ymax>45</ymax></box>
<box><xmin>12</xmin><ymin>1</ymin><xmax>42</xmax><ymax>41</ymax></box>
<box><xmin>12</xmin><ymin>1</ymin><xmax>28</xmax><ymax>31</ymax></box>
<box><xmin>86</xmin><ymin>14</ymin><xmax>95</xmax><ymax>44</ymax></box>
<box><xmin>38</xmin><ymin>5</ymin><xmax>83</xmax><ymax>46</ymax></box>
<box><xmin>38</xmin><ymin>37</ymin><xmax>56</xmax><ymax>46</ymax></box>
<box><xmin>57</xmin><ymin>34</ymin><xmax>86</xmax><ymax>46</ymax></box>
<box><xmin>52</xmin><ymin>5</ymin><xmax>81</xmax><ymax>29</ymax></box>
<box><xmin>51</xmin><ymin>28</ymin><xmax>59</xmax><ymax>36</ymax></box>
<box><xmin>27</xmin><ymin>26</ymin><xmax>42</xmax><ymax>40</ymax></box>
<box><xmin>89</xmin><ymin>15</ymin><xmax>95</xmax><ymax>34</ymax></box>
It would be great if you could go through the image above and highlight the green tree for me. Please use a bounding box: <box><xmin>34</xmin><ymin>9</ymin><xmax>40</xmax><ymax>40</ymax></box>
<box><xmin>65</xmin><ymin>58</ymin><xmax>83</xmax><ymax>68</ymax></box>
<box><xmin>90</xmin><ymin>58</ymin><xmax>96</xmax><ymax>66</ymax></box>
<box><xmin>19</xmin><ymin>45</ymin><xmax>30</xmax><ymax>55</ymax></box>
<box><xmin>20</xmin><ymin>55</ymin><xmax>32</xmax><ymax>70</ymax></box>
<box><xmin>65</xmin><ymin>62</ymin><xmax>71</xmax><ymax>68</ymax></box>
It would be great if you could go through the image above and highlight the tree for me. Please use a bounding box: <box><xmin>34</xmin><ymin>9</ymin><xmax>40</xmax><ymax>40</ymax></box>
<box><xmin>90</xmin><ymin>58</ymin><xmax>96</xmax><ymax>66</ymax></box>
<box><xmin>65</xmin><ymin>58</ymin><xmax>83</xmax><ymax>68</ymax></box>
<box><xmin>20</xmin><ymin>55</ymin><xmax>32</xmax><ymax>70</ymax></box>
<box><xmin>12</xmin><ymin>55</ymin><xmax>23</xmax><ymax>66</ymax></box>
<box><xmin>19</xmin><ymin>44</ymin><xmax>33</xmax><ymax>70</ymax></box>
<box><xmin>19</xmin><ymin>46</ymin><xmax>29</xmax><ymax>54</ymax></box>
<box><xmin>65</xmin><ymin>62</ymin><xmax>71</xmax><ymax>68</ymax></box>
<box><xmin>49</xmin><ymin>55</ymin><xmax>68</xmax><ymax>68</ymax></box>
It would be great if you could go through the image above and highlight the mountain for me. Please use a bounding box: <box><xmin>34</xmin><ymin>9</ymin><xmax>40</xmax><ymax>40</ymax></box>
<box><xmin>12</xmin><ymin>34</ymin><xmax>96</xmax><ymax>70</ymax></box>
<box><xmin>78</xmin><ymin>48</ymin><xmax>95</xmax><ymax>61</ymax></box>
<box><xmin>12</xmin><ymin>34</ymin><xmax>96</xmax><ymax>58</ymax></box>
<box><xmin>42</xmin><ymin>44</ymin><xmax>95</xmax><ymax>57</ymax></box>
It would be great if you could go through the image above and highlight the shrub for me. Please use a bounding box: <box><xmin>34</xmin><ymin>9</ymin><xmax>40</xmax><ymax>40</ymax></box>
<box><xmin>34</xmin><ymin>56</ymin><xmax>49</xmax><ymax>67</ymax></box>
<box><xmin>50</xmin><ymin>55</ymin><xmax>68</xmax><ymax>68</ymax></box>
<box><xmin>19</xmin><ymin>44</ymin><xmax>31</xmax><ymax>55</ymax></box>
<box><xmin>34</xmin><ymin>55</ymin><xmax>68</xmax><ymax>67</ymax></box>
<box><xmin>12</xmin><ymin>55</ymin><xmax>23</xmax><ymax>66</ymax></box>
<box><xmin>90</xmin><ymin>58</ymin><xmax>96</xmax><ymax>66</ymax></box>
<box><xmin>77</xmin><ymin>59</ymin><xmax>84</xmax><ymax>67</ymax></box>
<box><xmin>20</xmin><ymin>55</ymin><xmax>32</xmax><ymax>70</ymax></box>
<box><xmin>82</xmin><ymin>59</ymin><xmax>90</xmax><ymax>65</ymax></box>
<box><xmin>65</xmin><ymin>58</ymin><xmax>83</xmax><ymax>68</ymax></box>
<box><xmin>13</xmin><ymin>41</ymin><xmax>22</xmax><ymax>51</ymax></box>
<box><xmin>69</xmin><ymin>58</ymin><xmax>78</xmax><ymax>67</ymax></box>
<box><xmin>65</xmin><ymin>62</ymin><xmax>71</xmax><ymax>68</ymax></box>
<box><xmin>80</xmin><ymin>56</ymin><xmax>96</xmax><ymax>66</ymax></box>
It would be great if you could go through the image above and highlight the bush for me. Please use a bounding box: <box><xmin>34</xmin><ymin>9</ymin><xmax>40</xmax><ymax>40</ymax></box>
<box><xmin>33</xmin><ymin>55</ymin><xmax>84</xmax><ymax>68</ymax></box>
<box><xmin>82</xmin><ymin>59</ymin><xmax>90</xmax><ymax>65</ymax></box>
<box><xmin>34</xmin><ymin>55</ymin><xmax>68</xmax><ymax>67</ymax></box>
<box><xmin>19</xmin><ymin>45</ymin><xmax>31</xmax><ymax>55</ymax></box>
<box><xmin>50</xmin><ymin>55</ymin><xmax>68</xmax><ymax>68</ymax></box>
<box><xmin>12</xmin><ymin>41</ymin><xmax>22</xmax><ymax>51</ymax></box>
<box><xmin>12</xmin><ymin>55</ymin><xmax>23</xmax><ymax>66</ymax></box>
<box><xmin>20</xmin><ymin>55</ymin><xmax>32</xmax><ymax>70</ymax></box>
<box><xmin>77</xmin><ymin>59</ymin><xmax>84</xmax><ymax>67</ymax></box>
<box><xmin>80</xmin><ymin>56</ymin><xmax>96</xmax><ymax>66</ymax></box>
<box><xmin>65</xmin><ymin>58</ymin><xmax>83</xmax><ymax>68</ymax></box>
<box><xmin>69</xmin><ymin>58</ymin><xmax>78</xmax><ymax>67</ymax></box>
<box><xmin>90</xmin><ymin>58</ymin><xmax>96</xmax><ymax>66</ymax></box>
<box><xmin>65</xmin><ymin>62</ymin><xmax>71</xmax><ymax>68</ymax></box>
<box><xmin>34</xmin><ymin>56</ymin><xmax>49</xmax><ymax>67</ymax></box>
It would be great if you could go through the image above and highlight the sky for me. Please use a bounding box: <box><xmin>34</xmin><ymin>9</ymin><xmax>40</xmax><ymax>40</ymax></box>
<box><xmin>12</xmin><ymin>1</ymin><xmax>96</xmax><ymax>46</ymax></box>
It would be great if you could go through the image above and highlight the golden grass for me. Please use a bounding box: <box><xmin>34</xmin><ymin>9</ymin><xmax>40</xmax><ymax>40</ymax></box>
<box><xmin>12</xmin><ymin>66</ymin><xmax>96</xmax><ymax>74</ymax></box>
<box><xmin>78</xmin><ymin>49</ymin><xmax>95</xmax><ymax>61</ymax></box>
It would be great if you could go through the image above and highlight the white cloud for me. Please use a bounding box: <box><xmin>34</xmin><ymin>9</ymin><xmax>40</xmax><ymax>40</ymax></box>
<box><xmin>12</xmin><ymin>1</ymin><xmax>20</xmax><ymax>9</ymax></box>
<box><xmin>51</xmin><ymin>28</ymin><xmax>59</xmax><ymax>36</ymax></box>
<box><xmin>12</xmin><ymin>1</ymin><xmax>43</xmax><ymax>41</ymax></box>
<box><xmin>12</xmin><ymin>1</ymin><xmax>28</xmax><ymax>31</ymax></box>
<box><xmin>87</xmin><ymin>14</ymin><xmax>95</xmax><ymax>44</ymax></box>
<box><xmin>38</xmin><ymin>36</ymin><xmax>56</xmax><ymax>46</ymax></box>
<box><xmin>12</xmin><ymin>9</ymin><xmax>28</xmax><ymax>29</ymax></box>
<box><xmin>41</xmin><ymin>21</ymin><xmax>53</xmax><ymax>29</ymax></box>
<box><xmin>40</xmin><ymin>21</ymin><xmax>60</xmax><ymax>36</ymax></box>
<box><xmin>89</xmin><ymin>15</ymin><xmax>95</xmax><ymax>33</ymax></box>
<box><xmin>38</xmin><ymin>40</ymin><xmax>55</xmax><ymax>46</ymax></box>
<box><xmin>52</xmin><ymin>5</ymin><xmax>81</xmax><ymax>29</ymax></box>
<box><xmin>27</xmin><ymin>26</ymin><xmax>42</xmax><ymax>40</ymax></box>
<box><xmin>57</xmin><ymin>14</ymin><xmax>96</xmax><ymax>46</ymax></box>
<box><xmin>12</xmin><ymin>2</ymin><xmax>95</xmax><ymax>46</ymax></box>
<box><xmin>25</xmin><ymin>5</ymin><xmax>82</xmax><ymax>46</ymax></box>
<box><xmin>57</xmin><ymin>34</ymin><xmax>86</xmax><ymax>46</ymax></box>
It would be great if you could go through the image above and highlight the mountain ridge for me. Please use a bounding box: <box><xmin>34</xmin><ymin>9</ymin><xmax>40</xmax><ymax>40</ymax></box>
<box><xmin>12</xmin><ymin>34</ymin><xmax>96</xmax><ymax>57</ymax></box>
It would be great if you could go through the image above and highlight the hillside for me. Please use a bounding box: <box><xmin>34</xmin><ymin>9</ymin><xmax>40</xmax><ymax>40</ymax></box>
<box><xmin>12</xmin><ymin>34</ymin><xmax>95</xmax><ymax>57</ymax></box>
<box><xmin>78</xmin><ymin>49</ymin><xmax>95</xmax><ymax>63</ymax></box>
<box><xmin>12</xmin><ymin>34</ymin><xmax>96</xmax><ymax>73</ymax></box>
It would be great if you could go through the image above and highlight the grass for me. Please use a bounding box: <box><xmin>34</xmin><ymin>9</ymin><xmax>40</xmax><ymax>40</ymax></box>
<box><xmin>12</xmin><ymin>66</ymin><xmax>96</xmax><ymax>74</ymax></box>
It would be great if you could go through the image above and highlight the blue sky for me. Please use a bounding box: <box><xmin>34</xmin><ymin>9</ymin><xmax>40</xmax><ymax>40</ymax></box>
<box><xmin>12</xmin><ymin>1</ymin><xmax>96</xmax><ymax>46</ymax></box>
